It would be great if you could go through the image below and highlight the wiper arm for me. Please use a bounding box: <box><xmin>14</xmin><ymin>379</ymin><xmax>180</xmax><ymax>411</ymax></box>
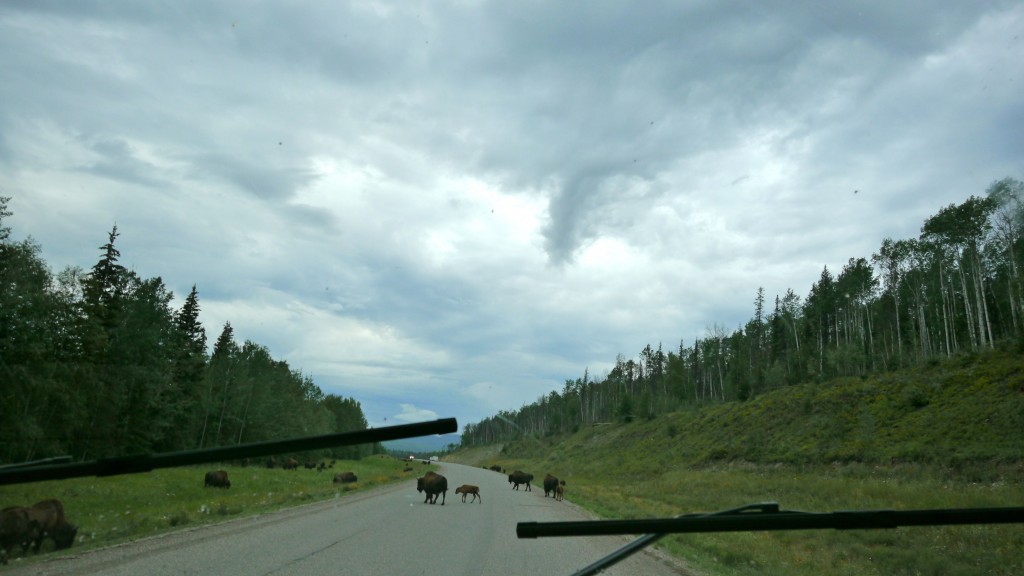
<box><xmin>517</xmin><ymin>503</ymin><xmax>1024</xmax><ymax>576</ymax></box>
<box><xmin>0</xmin><ymin>418</ymin><xmax>457</xmax><ymax>485</ymax></box>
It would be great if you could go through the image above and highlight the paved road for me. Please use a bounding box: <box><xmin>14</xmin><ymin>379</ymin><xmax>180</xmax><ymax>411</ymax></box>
<box><xmin>4</xmin><ymin>463</ymin><xmax>691</xmax><ymax>576</ymax></box>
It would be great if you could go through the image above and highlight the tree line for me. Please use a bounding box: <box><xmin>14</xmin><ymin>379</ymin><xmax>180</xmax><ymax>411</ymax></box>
<box><xmin>0</xmin><ymin>199</ymin><xmax>374</xmax><ymax>463</ymax></box>
<box><xmin>461</xmin><ymin>177</ymin><xmax>1024</xmax><ymax>446</ymax></box>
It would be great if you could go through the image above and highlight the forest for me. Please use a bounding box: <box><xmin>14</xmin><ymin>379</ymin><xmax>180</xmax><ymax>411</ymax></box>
<box><xmin>0</xmin><ymin>197</ymin><xmax>374</xmax><ymax>463</ymax></box>
<box><xmin>461</xmin><ymin>177</ymin><xmax>1024</xmax><ymax>446</ymax></box>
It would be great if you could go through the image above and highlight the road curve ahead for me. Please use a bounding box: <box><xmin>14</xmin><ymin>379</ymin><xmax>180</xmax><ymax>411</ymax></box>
<box><xmin>4</xmin><ymin>463</ymin><xmax>690</xmax><ymax>576</ymax></box>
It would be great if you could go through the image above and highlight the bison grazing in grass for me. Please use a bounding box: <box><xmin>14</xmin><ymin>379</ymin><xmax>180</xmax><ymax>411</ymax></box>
<box><xmin>416</xmin><ymin>471</ymin><xmax>448</xmax><ymax>505</ymax></box>
<box><xmin>543</xmin><ymin>474</ymin><xmax>560</xmax><ymax>498</ymax></box>
<box><xmin>26</xmin><ymin>500</ymin><xmax>77</xmax><ymax>553</ymax></box>
<box><xmin>0</xmin><ymin>499</ymin><xmax>77</xmax><ymax>564</ymax></box>
<box><xmin>204</xmin><ymin>470</ymin><xmax>231</xmax><ymax>488</ymax></box>
<box><xmin>508</xmin><ymin>470</ymin><xmax>533</xmax><ymax>491</ymax></box>
<box><xmin>455</xmin><ymin>484</ymin><xmax>482</xmax><ymax>503</ymax></box>
<box><xmin>0</xmin><ymin>506</ymin><xmax>36</xmax><ymax>565</ymax></box>
<box><xmin>333</xmin><ymin>472</ymin><xmax>358</xmax><ymax>484</ymax></box>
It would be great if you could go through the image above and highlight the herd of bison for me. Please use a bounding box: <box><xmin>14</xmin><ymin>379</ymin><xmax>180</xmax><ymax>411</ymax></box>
<box><xmin>0</xmin><ymin>459</ymin><xmax>564</xmax><ymax>565</ymax></box>
<box><xmin>416</xmin><ymin>465</ymin><xmax>566</xmax><ymax>506</ymax></box>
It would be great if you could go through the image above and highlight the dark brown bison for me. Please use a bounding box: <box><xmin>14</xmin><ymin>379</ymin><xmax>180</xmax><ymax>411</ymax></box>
<box><xmin>204</xmin><ymin>470</ymin><xmax>231</xmax><ymax>488</ymax></box>
<box><xmin>283</xmin><ymin>458</ymin><xmax>299</xmax><ymax>470</ymax></box>
<box><xmin>265</xmin><ymin>456</ymin><xmax>277</xmax><ymax>468</ymax></box>
<box><xmin>454</xmin><ymin>484</ymin><xmax>482</xmax><ymax>503</ymax></box>
<box><xmin>25</xmin><ymin>500</ymin><xmax>77</xmax><ymax>553</ymax></box>
<box><xmin>489</xmin><ymin>464</ymin><xmax>502</xmax><ymax>472</ymax></box>
<box><xmin>0</xmin><ymin>507</ymin><xmax>36</xmax><ymax>565</ymax></box>
<box><xmin>508</xmin><ymin>470</ymin><xmax>533</xmax><ymax>491</ymax></box>
<box><xmin>303</xmin><ymin>461</ymin><xmax>316</xmax><ymax>470</ymax></box>
<box><xmin>416</xmin><ymin>471</ymin><xmax>448</xmax><ymax>505</ymax></box>
<box><xmin>333</xmin><ymin>472</ymin><xmax>358</xmax><ymax>484</ymax></box>
<box><xmin>543</xmin><ymin>474</ymin><xmax>560</xmax><ymax>497</ymax></box>
<box><xmin>555</xmin><ymin>483</ymin><xmax>565</xmax><ymax>501</ymax></box>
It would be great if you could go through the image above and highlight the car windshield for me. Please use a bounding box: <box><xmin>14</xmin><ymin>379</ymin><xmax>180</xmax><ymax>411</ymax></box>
<box><xmin>1</xmin><ymin>2</ymin><xmax>1021</xmax><ymax>575</ymax></box>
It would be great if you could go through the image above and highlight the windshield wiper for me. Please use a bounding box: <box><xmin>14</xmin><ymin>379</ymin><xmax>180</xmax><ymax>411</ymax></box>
<box><xmin>517</xmin><ymin>502</ymin><xmax>1024</xmax><ymax>576</ymax></box>
<box><xmin>0</xmin><ymin>418</ymin><xmax>457</xmax><ymax>485</ymax></box>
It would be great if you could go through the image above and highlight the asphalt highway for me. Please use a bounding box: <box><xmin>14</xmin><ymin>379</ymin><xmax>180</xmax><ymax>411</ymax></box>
<box><xmin>3</xmin><ymin>463</ymin><xmax>691</xmax><ymax>576</ymax></box>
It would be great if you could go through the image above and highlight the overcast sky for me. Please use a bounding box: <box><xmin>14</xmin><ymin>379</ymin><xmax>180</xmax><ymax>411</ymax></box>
<box><xmin>2</xmin><ymin>1</ymin><xmax>1021</xmax><ymax>435</ymax></box>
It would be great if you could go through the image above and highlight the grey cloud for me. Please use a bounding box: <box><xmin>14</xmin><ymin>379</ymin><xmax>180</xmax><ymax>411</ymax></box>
<box><xmin>189</xmin><ymin>152</ymin><xmax>318</xmax><ymax>201</ymax></box>
<box><xmin>3</xmin><ymin>1</ymin><xmax>1020</xmax><ymax>435</ymax></box>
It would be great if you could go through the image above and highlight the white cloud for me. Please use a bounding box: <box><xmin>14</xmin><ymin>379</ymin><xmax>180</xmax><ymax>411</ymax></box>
<box><xmin>1</xmin><ymin>1</ymin><xmax>1020</xmax><ymax>434</ymax></box>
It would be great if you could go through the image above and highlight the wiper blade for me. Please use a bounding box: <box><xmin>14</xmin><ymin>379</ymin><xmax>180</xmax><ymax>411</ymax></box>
<box><xmin>519</xmin><ymin>504</ymin><xmax>1024</xmax><ymax>537</ymax></box>
<box><xmin>0</xmin><ymin>418</ymin><xmax>457</xmax><ymax>485</ymax></box>
<box><xmin>518</xmin><ymin>503</ymin><xmax>1024</xmax><ymax>576</ymax></box>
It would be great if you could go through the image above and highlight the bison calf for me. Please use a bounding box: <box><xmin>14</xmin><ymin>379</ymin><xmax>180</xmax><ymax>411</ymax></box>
<box><xmin>204</xmin><ymin>470</ymin><xmax>231</xmax><ymax>488</ymax></box>
<box><xmin>454</xmin><ymin>484</ymin><xmax>482</xmax><ymax>503</ymax></box>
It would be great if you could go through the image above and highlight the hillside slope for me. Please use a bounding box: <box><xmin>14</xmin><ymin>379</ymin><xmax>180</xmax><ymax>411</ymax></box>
<box><xmin>458</xmin><ymin>346</ymin><xmax>1023</xmax><ymax>475</ymax></box>
<box><xmin>448</xmin><ymin>347</ymin><xmax>1023</xmax><ymax>576</ymax></box>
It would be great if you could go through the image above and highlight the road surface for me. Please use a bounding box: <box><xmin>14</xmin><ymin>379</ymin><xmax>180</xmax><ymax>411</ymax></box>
<box><xmin>4</xmin><ymin>463</ymin><xmax>692</xmax><ymax>576</ymax></box>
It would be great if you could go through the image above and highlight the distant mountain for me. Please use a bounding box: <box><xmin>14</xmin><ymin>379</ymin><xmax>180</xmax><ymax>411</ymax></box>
<box><xmin>383</xmin><ymin>433</ymin><xmax>460</xmax><ymax>454</ymax></box>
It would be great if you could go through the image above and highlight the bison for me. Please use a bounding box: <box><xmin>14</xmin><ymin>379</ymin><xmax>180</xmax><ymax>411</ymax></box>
<box><xmin>454</xmin><ymin>484</ymin><xmax>482</xmax><ymax>503</ymax></box>
<box><xmin>333</xmin><ymin>472</ymin><xmax>358</xmax><ymax>484</ymax></box>
<box><xmin>543</xmin><ymin>473</ymin><xmax>560</xmax><ymax>497</ymax></box>
<box><xmin>204</xmin><ymin>470</ymin><xmax>231</xmax><ymax>488</ymax></box>
<box><xmin>0</xmin><ymin>507</ymin><xmax>36</xmax><ymax>565</ymax></box>
<box><xmin>489</xmin><ymin>464</ymin><xmax>502</xmax><ymax>473</ymax></box>
<box><xmin>283</xmin><ymin>458</ymin><xmax>299</xmax><ymax>470</ymax></box>
<box><xmin>508</xmin><ymin>470</ymin><xmax>533</xmax><ymax>491</ymax></box>
<box><xmin>416</xmin><ymin>471</ymin><xmax>448</xmax><ymax>505</ymax></box>
<box><xmin>25</xmin><ymin>499</ymin><xmax>77</xmax><ymax>553</ymax></box>
<box><xmin>555</xmin><ymin>483</ymin><xmax>565</xmax><ymax>501</ymax></box>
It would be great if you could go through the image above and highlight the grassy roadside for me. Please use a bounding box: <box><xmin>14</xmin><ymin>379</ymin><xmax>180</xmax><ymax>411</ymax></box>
<box><xmin>449</xmin><ymin>348</ymin><xmax>1024</xmax><ymax>575</ymax></box>
<box><xmin>454</xmin><ymin>449</ymin><xmax>1023</xmax><ymax>575</ymax></box>
<box><xmin>0</xmin><ymin>455</ymin><xmax>421</xmax><ymax>568</ymax></box>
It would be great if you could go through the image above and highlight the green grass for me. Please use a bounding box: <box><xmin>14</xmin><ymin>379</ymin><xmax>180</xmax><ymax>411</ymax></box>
<box><xmin>452</xmin><ymin>348</ymin><xmax>1024</xmax><ymax>575</ymax></box>
<box><xmin>0</xmin><ymin>455</ymin><xmax>420</xmax><ymax>567</ymax></box>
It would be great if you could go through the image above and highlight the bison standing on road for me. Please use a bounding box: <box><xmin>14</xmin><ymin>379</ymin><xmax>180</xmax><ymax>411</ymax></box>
<box><xmin>416</xmin><ymin>471</ymin><xmax>448</xmax><ymax>505</ymax></box>
<box><xmin>454</xmin><ymin>485</ymin><xmax>482</xmax><ymax>503</ymax></box>
<box><xmin>204</xmin><ymin>470</ymin><xmax>231</xmax><ymax>488</ymax></box>
<box><xmin>26</xmin><ymin>499</ymin><xmax>77</xmax><ymax>553</ymax></box>
<box><xmin>555</xmin><ymin>483</ymin><xmax>565</xmax><ymax>501</ymax></box>
<box><xmin>508</xmin><ymin>470</ymin><xmax>533</xmax><ymax>491</ymax></box>
<box><xmin>543</xmin><ymin>474</ymin><xmax>560</xmax><ymax>498</ymax></box>
<box><xmin>333</xmin><ymin>472</ymin><xmax>358</xmax><ymax>484</ymax></box>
